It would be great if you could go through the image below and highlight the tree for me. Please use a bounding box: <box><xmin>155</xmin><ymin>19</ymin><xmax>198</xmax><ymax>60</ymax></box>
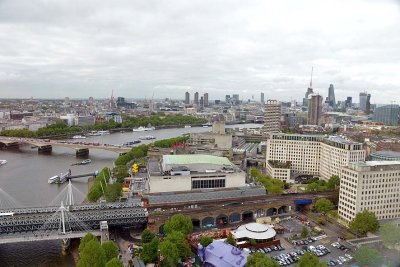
<box><xmin>141</xmin><ymin>228</ymin><xmax>156</xmax><ymax>244</ymax></box>
<box><xmin>165</xmin><ymin>231</ymin><xmax>192</xmax><ymax>259</ymax></box>
<box><xmin>300</xmin><ymin>226</ymin><xmax>309</xmax><ymax>238</ymax></box>
<box><xmin>250</xmin><ymin>167</ymin><xmax>261</xmax><ymax>179</ymax></box>
<box><xmin>163</xmin><ymin>214</ymin><xmax>193</xmax><ymax>236</ymax></box>
<box><xmin>200</xmin><ymin>236</ymin><xmax>213</xmax><ymax>247</ymax></box>
<box><xmin>159</xmin><ymin>240</ymin><xmax>180</xmax><ymax>267</ymax></box>
<box><xmin>298</xmin><ymin>252</ymin><xmax>327</xmax><ymax>267</ymax></box>
<box><xmin>105</xmin><ymin>258</ymin><xmax>124</xmax><ymax>267</ymax></box>
<box><xmin>246</xmin><ymin>252</ymin><xmax>279</xmax><ymax>267</ymax></box>
<box><xmin>102</xmin><ymin>240</ymin><xmax>120</xmax><ymax>262</ymax></box>
<box><xmin>317</xmin><ymin>217</ymin><xmax>326</xmax><ymax>225</ymax></box>
<box><xmin>305</xmin><ymin>182</ymin><xmax>320</xmax><ymax>193</ymax></box>
<box><xmin>104</xmin><ymin>182</ymin><xmax>123</xmax><ymax>202</ymax></box>
<box><xmin>327</xmin><ymin>175</ymin><xmax>340</xmax><ymax>190</ymax></box>
<box><xmin>349</xmin><ymin>210</ymin><xmax>379</xmax><ymax>236</ymax></box>
<box><xmin>77</xmin><ymin>240</ymin><xmax>107</xmax><ymax>267</ymax></box>
<box><xmin>354</xmin><ymin>246</ymin><xmax>384</xmax><ymax>267</ymax></box>
<box><xmin>141</xmin><ymin>237</ymin><xmax>160</xmax><ymax>264</ymax></box>
<box><xmin>226</xmin><ymin>236</ymin><xmax>236</xmax><ymax>246</ymax></box>
<box><xmin>379</xmin><ymin>223</ymin><xmax>400</xmax><ymax>248</ymax></box>
<box><xmin>315</xmin><ymin>198</ymin><xmax>334</xmax><ymax>214</ymax></box>
<box><xmin>79</xmin><ymin>232</ymin><xmax>98</xmax><ymax>253</ymax></box>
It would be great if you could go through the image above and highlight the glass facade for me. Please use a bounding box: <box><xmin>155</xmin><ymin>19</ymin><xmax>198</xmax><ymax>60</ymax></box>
<box><xmin>192</xmin><ymin>179</ymin><xmax>225</xmax><ymax>189</ymax></box>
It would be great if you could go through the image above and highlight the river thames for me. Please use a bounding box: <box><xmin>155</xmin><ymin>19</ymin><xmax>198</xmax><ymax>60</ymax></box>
<box><xmin>0</xmin><ymin>124</ymin><xmax>261</xmax><ymax>266</ymax></box>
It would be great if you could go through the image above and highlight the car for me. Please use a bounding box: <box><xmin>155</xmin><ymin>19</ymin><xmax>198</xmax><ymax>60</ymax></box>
<box><xmin>339</xmin><ymin>256</ymin><xmax>347</xmax><ymax>262</ymax></box>
<box><xmin>345</xmin><ymin>254</ymin><xmax>353</xmax><ymax>260</ymax></box>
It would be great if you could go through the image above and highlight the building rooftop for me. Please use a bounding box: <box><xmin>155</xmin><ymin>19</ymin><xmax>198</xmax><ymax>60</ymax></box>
<box><xmin>231</xmin><ymin>223</ymin><xmax>276</xmax><ymax>240</ymax></box>
<box><xmin>324</xmin><ymin>136</ymin><xmax>360</xmax><ymax>145</ymax></box>
<box><xmin>347</xmin><ymin>161</ymin><xmax>400</xmax><ymax>172</ymax></box>
<box><xmin>163</xmin><ymin>154</ymin><xmax>232</xmax><ymax>166</ymax></box>
<box><xmin>201</xmin><ymin>240</ymin><xmax>249</xmax><ymax>267</ymax></box>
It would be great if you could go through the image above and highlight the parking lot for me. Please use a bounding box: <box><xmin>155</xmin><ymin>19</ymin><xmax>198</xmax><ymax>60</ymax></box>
<box><xmin>248</xmin><ymin>215</ymin><xmax>358</xmax><ymax>266</ymax></box>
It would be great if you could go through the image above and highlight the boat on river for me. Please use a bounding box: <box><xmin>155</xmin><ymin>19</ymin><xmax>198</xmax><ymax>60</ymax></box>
<box><xmin>184</xmin><ymin>125</ymin><xmax>191</xmax><ymax>128</ymax></box>
<box><xmin>48</xmin><ymin>170</ymin><xmax>71</xmax><ymax>184</ymax></box>
<box><xmin>72</xmin><ymin>135</ymin><xmax>86</xmax><ymax>139</ymax></box>
<box><xmin>139</xmin><ymin>135</ymin><xmax>156</xmax><ymax>140</ymax></box>
<box><xmin>202</xmin><ymin>122</ymin><xmax>212</xmax><ymax>128</ymax></box>
<box><xmin>132</xmin><ymin>126</ymin><xmax>155</xmax><ymax>132</ymax></box>
<box><xmin>87</xmin><ymin>131</ymin><xmax>101</xmax><ymax>136</ymax></box>
<box><xmin>0</xmin><ymin>160</ymin><xmax>7</xmax><ymax>166</ymax></box>
<box><xmin>97</xmin><ymin>130</ymin><xmax>110</xmax><ymax>135</ymax></box>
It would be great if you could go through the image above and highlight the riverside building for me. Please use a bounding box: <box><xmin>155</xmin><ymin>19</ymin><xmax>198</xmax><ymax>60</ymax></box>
<box><xmin>266</xmin><ymin>134</ymin><xmax>365</xmax><ymax>182</ymax></box>
<box><xmin>338</xmin><ymin>161</ymin><xmax>400</xmax><ymax>224</ymax></box>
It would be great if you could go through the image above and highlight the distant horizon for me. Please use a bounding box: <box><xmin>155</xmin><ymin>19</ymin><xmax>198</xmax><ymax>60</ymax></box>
<box><xmin>0</xmin><ymin>0</ymin><xmax>399</xmax><ymax>102</ymax></box>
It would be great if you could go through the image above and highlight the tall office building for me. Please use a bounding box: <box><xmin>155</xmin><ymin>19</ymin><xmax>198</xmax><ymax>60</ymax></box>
<box><xmin>359</xmin><ymin>92</ymin><xmax>367</xmax><ymax>112</ymax></box>
<box><xmin>365</xmin><ymin>94</ymin><xmax>371</xmax><ymax>115</ymax></box>
<box><xmin>203</xmin><ymin>93</ymin><xmax>209</xmax><ymax>107</ymax></box>
<box><xmin>265</xmin><ymin>100</ymin><xmax>281</xmax><ymax>133</ymax></box>
<box><xmin>302</xmin><ymin>88</ymin><xmax>314</xmax><ymax>107</ymax></box>
<box><xmin>261</xmin><ymin>93</ymin><xmax>265</xmax><ymax>104</ymax></box>
<box><xmin>199</xmin><ymin>96</ymin><xmax>204</xmax><ymax>109</ymax></box>
<box><xmin>194</xmin><ymin>92</ymin><xmax>199</xmax><ymax>105</ymax></box>
<box><xmin>225</xmin><ymin>95</ymin><xmax>231</xmax><ymax>103</ymax></box>
<box><xmin>373</xmin><ymin>104</ymin><xmax>399</xmax><ymax>126</ymax></box>
<box><xmin>327</xmin><ymin>84</ymin><xmax>336</xmax><ymax>109</ymax></box>
<box><xmin>185</xmin><ymin>91</ymin><xmax>190</xmax><ymax>105</ymax></box>
<box><xmin>307</xmin><ymin>94</ymin><xmax>322</xmax><ymax>125</ymax></box>
<box><xmin>339</xmin><ymin>161</ymin><xmax>400</xmax><ymax>223</ymax></box>
<box><xmin>345</xmin><ymin>97</ymin><xmax>352</xmax><ymax>108</ymax></box>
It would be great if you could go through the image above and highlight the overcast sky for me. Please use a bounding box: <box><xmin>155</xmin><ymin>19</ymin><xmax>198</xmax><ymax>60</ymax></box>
<box><xmin>0</xmin><ymin>0</ymin><xmax>399</xmax><ymax>103</ymax></box>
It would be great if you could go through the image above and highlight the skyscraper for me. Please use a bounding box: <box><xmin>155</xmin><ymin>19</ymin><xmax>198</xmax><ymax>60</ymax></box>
<box><xmin>345</xmin><ymin>97</ymin><xmax>352</xmax><ymax>108</ymax></box>
<box><xmin>185</xmin><ymin>91</ymin><xmax>190</xmax><ymax>104</ymax></box>
<box><xmin>194</xmin><ymin>92</ymin><xmax>199</xmax><ymax>105</ymax></box>
<box><xmin>261</xmin><ymin>92</ymin><xmax>265</xmax><ymax>104</ymax></box>
<box><xmin>327</xmin><ymin>84</ymin><xmax>336</xmax><ymax>109</ymax></box>
<box><xmin>203</xmin><ymin>93</ymin><xmax>209</xmax><ymax>107</ymax></box>
<box><xmin>303</xmin><ymin>67</ymin><xmax>314</xmax><ymax>107</ymax></box>
<box><xmin>359</xmin><ymin>92</ymin><xmax>367</xmax><ymax>112</ymax></box>
<box><xmin>373</xmin><ymin>104</ymin><xmax>399</xmax><ymax>126</ymax></box>
<box><xmin>265</xmin><ymin>100</ymin><xmax>281</xmax><ymax>133</ymax></box>
<box><xmin>308</xmin><ymin>94</ymin><xmax>323</xmax><ymax>125</ymax></box>
<box><xmin>365</xmin><ymin>94</ymin><xmax>371</xmax><ymax>115</ymax></box>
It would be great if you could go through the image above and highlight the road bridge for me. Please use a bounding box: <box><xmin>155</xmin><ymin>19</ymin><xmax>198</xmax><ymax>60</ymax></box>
<box><xmin>0</xmin><ymin>137</ymin><xmax>132</xmax><ymax>155</ymax></box>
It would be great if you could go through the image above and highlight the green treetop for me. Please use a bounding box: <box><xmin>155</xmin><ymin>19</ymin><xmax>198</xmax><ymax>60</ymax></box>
<box><xmin>315</xmin><ymin>198</ymin><xmax>334</xmax><ymax>214</ymax></box>
<box><xmin>298</xmin><ymin>252</ymin><xmax>327</xmax><ymax>267</ymax></box>
<box><xmin>349</xmin><ymin>210</ymin><xmax>379</xmax><ymax>236</ymax></box>
<box><xmin>163</xmin><ymin>214</ymin><xmax>193</xmax><ymax>236</ymax></box>
<box><xmin>101</xmin><ymin>240</ymin><xmax>120</xmax><ymax>262</ymax></box>
<box><xmin>246</xmin><ymin>252</ymin><xmax>280</xmax><ymax>267</ymax></box>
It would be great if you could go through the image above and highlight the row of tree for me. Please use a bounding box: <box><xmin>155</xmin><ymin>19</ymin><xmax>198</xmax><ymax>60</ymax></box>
<box><xmin>305</xmin><ymin>175</ymin><xmax>340</xmax><ymax>193</ymax></box>
<box><xmin>87</xmin><ymin>167</ymin><xmax>123</xmax><ymax>203</ymax></box>
<box><xmin>250</xmin><ymin>167</ymin><xmax>284</xmax><ymax>194</ymax></box>
<box><xmin>77</xmin><ymin>233</ymin><xmax>123</xmax><ymax>267</ymax></box>
<box><xmin>141</xmin><ymin>214</ymin><xmax>194</xmax><ymax>266</ymax></box>
<box><xmin>0</xmin><ymin>113</ymin><xmax>207</xmax><ymax>138</ymax></box>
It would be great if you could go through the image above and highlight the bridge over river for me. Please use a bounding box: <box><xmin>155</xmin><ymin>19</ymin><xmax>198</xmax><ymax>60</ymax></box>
<box><xmin>0</xmin><ymin>182</ymin><xmax>147</xmax><ymax>245</ymax></box>
<box><xmin>0</xmin><ymin>137</ymin><xmax>132</xmax><ymax>156</ymax></box>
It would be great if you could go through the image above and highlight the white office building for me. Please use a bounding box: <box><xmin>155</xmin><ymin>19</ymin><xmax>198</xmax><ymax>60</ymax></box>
<box><xmin>338</xmin><ymin>161</ymin><xmax>400</xmax><ymax>224</ymax></box>
<box><xmin>266</xmin><ymin>134</ymin><xmax>365</xmax><ymax>181</ymax></box>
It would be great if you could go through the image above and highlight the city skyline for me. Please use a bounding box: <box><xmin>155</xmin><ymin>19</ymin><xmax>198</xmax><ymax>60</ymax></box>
<box><xmin>0</xmin><ymin>0</ymin><xmax>399</xmax><ymax>103</ymax></box>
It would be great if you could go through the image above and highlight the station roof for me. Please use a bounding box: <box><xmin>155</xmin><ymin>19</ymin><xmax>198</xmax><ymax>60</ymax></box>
<box><xmin>231</xmin><ymin>223</ymin><xmax>276</xmax><ymax>240</ymax></box>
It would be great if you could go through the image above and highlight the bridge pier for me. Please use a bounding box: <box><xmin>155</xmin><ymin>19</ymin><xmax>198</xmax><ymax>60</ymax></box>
<box><xmin>76</xmin><ymin>148</ymin><xmax>89</xmax><ymax>157</ymax></box>
<box><xmin>61</xmin><ymin>238</ymin><xmax>71</xmax><ymax>255</ymax></box>
<box><xmin>38</xmin><ymin>145</ymin><xmax>52</xmax><ymax>153</ymax></box>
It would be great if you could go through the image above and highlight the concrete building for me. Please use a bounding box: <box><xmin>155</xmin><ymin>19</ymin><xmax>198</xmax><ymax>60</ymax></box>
<box><xmin>189</xmin><ymin>121</ymin><xmax>233</xmax><ymax>149</ymax></box>
<box><xmin>264</xmin><ymin>100</ymin><xmax>281</xmax><ymax>134</ymax></box>
<box><xmin>307</xmin><ymin>94</ymin><xmax>323</xmax><ymax>125</ymax></box>
<box><xmin>261</xmin><ymin>92</ymin><xmax>265</xmax><ymax>104</ymax></box>
<box><xmin>327</xmin><ymin>84</ymin><xmax>336</xmax><ymax>109</ymax></box>
<box><xmin>204</xmin><ymin>93</ymin><xmax>209</xmax><ymax>107</ymax></box>
<box><xmin>185</xmin><ymin>91</ymin><xmax>190</xmax><ymax>105</ymax></box>
<box><xmin>147</xmin><ymin>154</ymin><xmax>246</xmax><ymax>193</ymax></box>
<box><xmin>266</xmin><ymin>134</ymin><xmax>365</xmax><ymax>181</ymax></box>
<box><xmin>194</xmin><ymin>92</ymin><xmax>199</xmax><ymax>105</ymax></box>
<box><xmin>373</xmin><ymin>104</ymin><xmax>399</xmax><ymax>126</ymax></box>
<box><xmin>338</xmin><ymin>161</ymin><xmax>400</xmax><ymax>224</ymax></box>
<box><xmin>370</xmin><ymin>151</ymin><xmax>400</xmax><ymax>161</ymax></box>
<box><xmin>359</xmin><ymin>92</ymin><xmax>367</xmax><ymax>112</ymax></box>
<box><xmin>75</xmin><ymin>115</ymin><xmax>95</xmax><ymax>127</ymax></box>
<box><xmin>319</xmin><ymin>136</ymin><xmax>365</xmax><ymax>180</ymax></box>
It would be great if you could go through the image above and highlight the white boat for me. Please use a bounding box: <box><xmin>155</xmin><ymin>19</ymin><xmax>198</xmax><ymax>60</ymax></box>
<box><xmin>139</xmin><ymin>135</ymin><xmax>156</xmax><ymax>140</ymax></box>
<box><xmin>0</xmin><ymin>160</ymin><xmax>7</xmax><ymax>166</ymax></box>
<box><xmin>184</xmin><ymin>125</ymin><xmax>191</xmax><ymax>128</ymax></box>
<box><xmin>202</xmin><ymin>123</ymin><xmax>212</xmax><ymax>128</ymax></box>
<box><xmin>87</xmin><ymin>131</ymin><xmax>101</xmax><ymax>136</ymax></box>
<box><xmin>132</xmin><ymin>126</ymin><xmax>155</xmax><ymax>132</ymax></box>
<box><xmin>72</xmin><ymin>135</ymin><xmax>86</xmax><ymax>139</ymax></box>
<box><xmin>48</xmin><ymin>175</ymin><xmax>59</xmax><ymax>184</ymax></box>
<box><xmin>98</xmin><ymin>130</ymin><xmax>110</xmax><ymax>135</ymax></box>
<box><xmin>81</xmin><ymin>159</ymin><xmax>92</xmax><ymax>165</ymax></box>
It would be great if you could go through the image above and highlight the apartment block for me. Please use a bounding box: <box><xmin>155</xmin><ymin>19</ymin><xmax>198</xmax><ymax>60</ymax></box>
<box><xmin>266</xmin><ymin>134</ymin><xmax>365</xmax><ymax>181</ymax></box>
<box><xmin>338</xmin><ymin>161</ymin><xmax>400</xmax><ymax>223</ymax></box>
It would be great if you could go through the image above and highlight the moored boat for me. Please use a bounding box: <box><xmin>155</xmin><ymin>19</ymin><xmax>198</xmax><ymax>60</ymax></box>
<box><xmin>72</xmin><ymin>135</ymin><xmax>86</xmax><ymax>139</ymax></box>
<box><xmin>0</xmin><ymin>160</ymin><xmax>7</xmax><ymax>166</ymax></box>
